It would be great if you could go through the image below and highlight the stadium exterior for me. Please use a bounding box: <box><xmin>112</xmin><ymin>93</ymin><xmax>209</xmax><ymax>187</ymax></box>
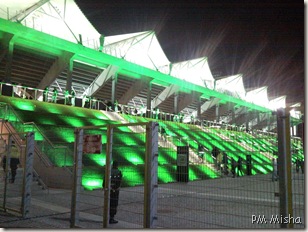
<box><xmin>0</xmin><ymin>0</ymin><xmax>304</xmax><ymax>229</ymax></box>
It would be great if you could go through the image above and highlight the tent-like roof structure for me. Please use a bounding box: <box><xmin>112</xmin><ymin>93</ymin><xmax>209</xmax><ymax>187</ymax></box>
<box><xmin>269</xmin><ymin>96</ymin><xmax>286</xmax><ymax>110</ymax></box>
<box><xmin>103</xmin><ymin>31</ymin><xmax>170</xmax><ymax>72</ymax></box>
<box><xmin>245</xmin><ymin>86</ymin><xmax>269</xmax><ymax>108</ymax></box>
<box><xmin>0</xmin><ymin>0</ymin><xmax>303</xmax><ymax>130</ymax></box>
<box><xmin>162</xmin><ymin>57</ymin><xmax>215</xmax><ymax>89</ymax></box>
<box><xmin>215</xmin><ymin>74</ymin><xmax>246</xmax><ymax>99</ymax></box>
<box><xmin>0</xmin><ymin>0</ymin><xmax>101</xmax><ymax>49</ymax></box>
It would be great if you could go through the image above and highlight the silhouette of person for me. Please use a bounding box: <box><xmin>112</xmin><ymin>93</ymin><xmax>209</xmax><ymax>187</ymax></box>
<box><xmin>237</xmin><ymin>157</ymin><xmax>244</xmax><ymax>176</ymax></box>
<box><xmin>103</xmin><ymin>161</ymin><xmax>123</xmax><ymax>224</ymax></box>
<box><xmin>2</xmin><ymin>141</ymin><xmax>20</xmax><ymax>183</ymax></box>
<box><xmin>231</xmin><ymin>157</ymin><xmax>237</xmax><ymax>178</ymax></box>
<box><xmin>272</xmin><ymin>158</ymin><xmax>278</xmax><ymax>181</ymax></box>
<box><xmin>52</xmin><ymin>87</ymin><xmax>58</xmax><ymax>103</ymax></box>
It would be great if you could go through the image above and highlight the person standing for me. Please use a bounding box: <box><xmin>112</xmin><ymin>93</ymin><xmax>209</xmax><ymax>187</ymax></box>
<box><xmin>231</xmin><ymin>157</ymin><xmax>237</xmax><ymax>178</ymax></box>
<box><xmin>211</xmin><ymin>146</ymin><xmax>219</xmax><ymax>170</ymax></box>
<box><xmin>71</xmin><ymin>89</ymin><xmax>76</xmax><ymax>106</ymax></box>
<box><xmin>246</xmin><ymin>155</ymin><xmax>252</xmax><ymax>176</ymax></box>
<box><xmin>160</xmin><ymin>126</ymin><xmax>167</xmax><ymax>142</ymax></box>
<box><xmin>237</xmin><ymin>157</ymin><xmax>244</xmax><ymax>177</ymax></box>
<box><xmin>272</xmin><ymin>158</ymin><xmax>278</xmax><ymax>181</ymax></box>
<box><xmin>295</xmin><ymin>158</ymin><xmax>300</xmax><ymax>173</ymax></box>
<box><xmin>108</xmin><ymin>161</ymin><xmax>123</xmax><ymax>224</ymax></box>
<box><xmin>43</xmin><ymin>86</ymin><xmax>49</xmax><ymax>102</ymax></box>
<box><xmin>52</xmin><ymin>87</ymin><xmax>58</xmax><ymax>103</ymax></box>
<box><xmin>198</xmin><ymin>144</ymin><xmax>205</xmax><ymax>162</ymax></box>
<box><xmin>222</xmin><ymin>152</ymin><xmax>229</xmax><ymax>175</ymax></box>
<box><xmin>217</xmin><ymin>151</ymin><xmax>223</xmax><ymax>172</ymax></box>
<box><xmin>2</xmin><ymin>141</ymin><xmax>20</xmax><ymax>183</ymax></box>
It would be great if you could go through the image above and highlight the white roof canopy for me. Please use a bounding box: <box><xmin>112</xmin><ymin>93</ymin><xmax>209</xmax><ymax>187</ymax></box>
<box><xmin>215</xmin><ymin>74</ymin><xmax>246</xmax><ymax>99</ymax></box>
<box><xmin>245</xmin><ymin>86</ymin><xmax>269</xmax><ymax>107</ymax></box>
<box><xmin>269</xmin><ymin>96</ymin><xmax>286</xmax><ymax>110</ymax></box>
<box><xmin>170</xmin><ymin>57</ymin><xmax>215</xmax><ymax>89</ymax></box>
<box><xmin>103</xmin><ymin>31</ymin><xmax>170</xmax><ymax>71</ymax></box>
<box><xmin>0</xmin><ymin>0</ymin><xmax>101</xmax><ymax>49</ymax></box>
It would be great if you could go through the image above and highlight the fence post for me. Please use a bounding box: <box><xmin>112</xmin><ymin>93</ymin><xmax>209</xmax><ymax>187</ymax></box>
<box><xmin>70</xmin><ymin>128</ymin><xmax>84</xmax><ymax>228</ymax></box>
<box><xmin>276</xmin><ymin>108</ymin><xmax>293</xmax><ymax>228</ymax></box>
<box><xmin>144</xmin><ymin>122</ymin><xmax>158</xmax><ymax>228</ymax></box>
<box><xmin>21</xmin><ymin>132</ymin><xmax>34</xmax><ymax>217</ymax></box>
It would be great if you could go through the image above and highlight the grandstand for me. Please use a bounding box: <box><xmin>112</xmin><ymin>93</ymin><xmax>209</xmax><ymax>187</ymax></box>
<box><xmin>0</xmin><ymin>0</ymin><xmax>304</xmax><ymax>191</ymax></box>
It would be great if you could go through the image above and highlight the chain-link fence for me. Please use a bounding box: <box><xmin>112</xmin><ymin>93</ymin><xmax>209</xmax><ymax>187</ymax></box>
<box><xmin>0</xmin><ymin>108</ymin><xmax>305</xmax><ymax>229</ymax></box>
<box><xmin>70</xmin><ymin>122</ymin><xmax>158</xmax><ymax>228</ymax></box>
<box><xmin>0</xmin><ymin>132</ymin><xmax>34</xmax><ymax>218</ymax></box>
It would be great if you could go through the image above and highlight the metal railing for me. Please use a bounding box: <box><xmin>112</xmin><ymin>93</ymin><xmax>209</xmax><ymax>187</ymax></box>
<box><xmin>0</xmin><ymin>102</ymin><xmax>72</xmax><ymax>167</ymax></box>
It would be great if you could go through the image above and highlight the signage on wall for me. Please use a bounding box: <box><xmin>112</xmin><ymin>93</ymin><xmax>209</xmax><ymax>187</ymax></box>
<box><xmin>83</xmin><ymin>134</ymin><xmax>102</xmax><ymax>154</ymax></box>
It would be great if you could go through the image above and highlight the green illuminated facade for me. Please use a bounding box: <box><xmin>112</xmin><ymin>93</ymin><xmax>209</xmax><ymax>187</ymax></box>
<box><xmin>0</xmin><ymin>95</ymin><xmax>304</xmax><ymax>190</ymax></box>
<box><xmin>0</xmin><ymin>10</ymin><xmax>304</xmax><ymax>191</ymax></box>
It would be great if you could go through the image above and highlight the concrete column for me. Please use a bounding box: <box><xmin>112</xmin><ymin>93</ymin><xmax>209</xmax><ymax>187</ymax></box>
<box><xmin>197</xmin><ymin>97</ymin><xmax>201</xmax><ymax>121</ymax></box>
<box><xmin>111</xmin><ymin>74</ymin><xmax>118</xmax><ymax>105</ymax></box>
<box><xmin>4</xmin><ymin>39</ymin><xmax>14</xmax><ymax>83</ymax></box>
<box><xmin>65</xmin><ymin>58</ymin><xmax>74</xmax><ymax>92</ymax></box>
<box><xmin>147</xmin><ymin>82</ymin><xmax>152</xmax><ymax>117</ymax></box>
<box><xmin>215</xmin><ymin>103</ymin><xmax>220</xmax><ymax>122</ymax></box>
<box><xmin>174</xmin><ymin>92</ymin><xmax>179</xmax><ymax>114</ymax></box>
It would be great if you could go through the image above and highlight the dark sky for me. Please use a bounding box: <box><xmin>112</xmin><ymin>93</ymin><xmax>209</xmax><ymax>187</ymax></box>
<box><xmin>75</xmin><ymin>0</ymin><xmax>304</xmax><ymax>108</ymax></box>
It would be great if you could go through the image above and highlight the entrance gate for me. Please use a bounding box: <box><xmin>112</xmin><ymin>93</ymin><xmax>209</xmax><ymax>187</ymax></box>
<box><xmin>70</xmin><ymin>122</ymin><xmax>158</xmax><ymax>228</ymax></box>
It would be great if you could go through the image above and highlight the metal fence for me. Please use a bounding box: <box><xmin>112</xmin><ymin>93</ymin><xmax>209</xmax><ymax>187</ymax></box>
<box><xmin>0</xmin><ymin>132</ymin><xmax>34</xmax><ymax>217</ymax></box>
<box><xmin>0</xmin><ymin>110</ymin><xmax>305</xmax><ymax>229</ymax></box>
<box><xmin>70</xmin><ymin>122</ymin><xmax>158</xmax><ymax>228</ymax></box>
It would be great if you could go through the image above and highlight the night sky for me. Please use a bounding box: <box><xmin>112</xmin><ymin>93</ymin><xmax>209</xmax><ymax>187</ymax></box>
<box><xmin>75</xmin><ymin>0</ymin><xmax>304</xmax><ymax>108</ymax></box>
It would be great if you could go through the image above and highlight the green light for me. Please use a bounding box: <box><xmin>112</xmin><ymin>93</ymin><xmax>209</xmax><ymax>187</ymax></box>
<box><xmin>126</xmin><ymin>156</ymin><xmax>143</xmax><ymax>164</ymax></box>
<box><xmin>36</xmin><ymin>117</ymin><xmax>57</xmax><ymax>125</ymax></box>
<box><xmin>121</xmin><ymin>166</ymin><xmax>144</xmax><ymax>185</ymax></box>
<box><xmin>54</xmin><ymin>128</ymin><xmax>75</xmax><ymax>143</ymax></box>
<box><xmin>158</xmin><ymin>155</ymin><xmax>169</xmax><ymax>164</ymax></box>
<box><xmin>0</xmin><ymin>18</ymin><xmax>275</xmax><ymax>113</ymax></box>
<box><xmin>71</xmin><ymin>110</ymin><xmax>87</xmax><ymax>117</ymax></box>
<box><xmin>158</xmin><ymin>165</ymin><xmax>175</xmax><ymax>183</ymax></box>
<box><xmin>94</xmin><ymin>111</ymin><xmax>109</xmax><ymax>120</ymax></box>
<box><xmin>88</xmin><ymin>154</ymin><xmax>106</xmax><ymax>166</ymax></box>
<box><xmin>253</xmin><ymin>165</ymin><xmax>267</xmax><ymax>174</ymax></box>
<box><xmin>82</xmin><ymin>177</ymin><xmax>103</xmax><ymax>190</ymax></box>
<box><xmin>189</xmin><ymin>168</ymin><xmax>198</xmax><ymax>180</ymax></box>
<box><xmin>45</xmin><ymin>104</ymin><xmax>63</xmax><ymax>114</ymax></box>
<box><xmin>195</xmin><ymin>165</ymin><xmax>219</xmax><ymax>178</ymax></box>
<box><xmin>62</xmin><ymin>116</ymin><xmax>85</xmax><ymax>127</ymax></box>
<box><xmin>114</xmin><ymin>133</ymin><xmax>140</xmax><ymax>146</ymax></box>
<box><xmin>11</xmin><ymin>100</ymin><xmax>36</xmax><ymax>111</ymax></box>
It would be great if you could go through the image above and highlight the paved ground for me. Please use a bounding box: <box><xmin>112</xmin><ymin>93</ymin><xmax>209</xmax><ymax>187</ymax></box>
<box><xmin>0</xmin><ymin>170</ymin><xmax>305</xmax><ymax>229</ymax></box>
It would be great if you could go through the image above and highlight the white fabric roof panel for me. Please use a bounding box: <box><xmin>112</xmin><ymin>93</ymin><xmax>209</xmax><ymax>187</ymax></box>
<box><xmin>215</xmin><ymin>74</ymin><xmax>246</xmax><ymax>99</ymax></box>
<box><xmin>0</xmin><ymin>0</ymin><xmax>39</xmax><ymax>19</ymax></box>
<box><xmin>103</xmin><ymin>31</ymin><xmax>170</xmax><ymax>72</ymax></box>
<box><xmin>0</xmin><ymin>0</ymin><xmax>101</xmax><ymax>49</ymax></box>
<box><xmin>161</xmin><ymin>57</ymin><xmax>215</xmax><ymax>89</ymax></box>
<box><xmin>245</xmin><ymin>86</ymin><xmax>269</xmax><ymax>107</ymax></box>
<box><xmin>269</xmin><ymin>96</ymin><xmax>286</xmax><ymax>110</ymax></box>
